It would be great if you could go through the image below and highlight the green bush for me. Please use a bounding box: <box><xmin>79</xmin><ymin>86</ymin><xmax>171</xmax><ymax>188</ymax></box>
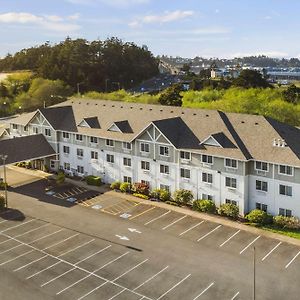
<box><xmin>159</xmin><ymin>189</ymin><xmax>171</xmax><ymax>202</ymax></box>
<box><xmin>245</xmin><ymin>209</ymin><xmax>273</xmax><ymax>225</ymax></box>
<box><xmin>0</xmin><ymin>195</ymin><xmax>5</xmax><ymax>210</ymax></box>
<box><xmin>110</xmin><ymin>181</ymin><xmax>121</xmax><ymax>190</ymax></box>
<box><xmin>173</xmin><ymin>189</ymin><xmax>194</xmax><ymax>206</ymax></box>
<box><xmin>273</xmin><ymin>216</ymin><xmax>300</xmax><ymax>230</ymax></box>
<box><xmin>165</xmin><ymin>200</ymin><xmax>180</xmax><ymax>207</ymax></box>
<box><xmin>132</xmin><ymin>193</ymin><xmax>149</xmax><ymax>200</ymax></box>
<box><xmin>192</xmin><ymin>199</ymin><xmax>216</xmax><ymax>214</ymax></box>
<box><xmin>218</xmin><ymin>203</ymin><xmax>240</xmax><ymax>219</ymax></box>
<box><xmin>150</xmin><ymin>189</ymin><xmax>161</xmax><ymax>199</ymax></box>
<box><xmin>85</xmin><ymin>175</ymin><xmax>101</xmax><ymax>186</ymax></box>
<box><xmin>132</xmin><ymin>182</ymin><xmax>149</xmax><ymax>195</ymax></box>
<box><xmin>56</xmin><ymin>171</ymin><xmax>65</xmax><ymax>185</ymax></box>
<box><xmin>120</xmin><ymin>182</ymin><xmax>131</xmax><ymax>193</ymax></box>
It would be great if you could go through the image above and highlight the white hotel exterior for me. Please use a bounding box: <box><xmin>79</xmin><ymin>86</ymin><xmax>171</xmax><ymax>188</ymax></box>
<box><xmin>8</xmin><ymin>99</ymin><xmax>300</xmax><ymax>218</ymax></box>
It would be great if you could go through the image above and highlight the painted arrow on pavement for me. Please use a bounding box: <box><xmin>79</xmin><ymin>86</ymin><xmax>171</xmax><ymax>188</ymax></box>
<box><xmin>115</xmin><ymin>235</ymin><xmax>130</xmax><ymax>241</ymax></box>
<box><xmin>128</xmin><ymin>228</ymin><xmax>142</xmax><ymax>234</ymax></box>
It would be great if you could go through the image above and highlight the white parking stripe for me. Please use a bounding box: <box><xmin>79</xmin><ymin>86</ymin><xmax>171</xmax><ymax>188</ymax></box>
<box><xmin>107</xmin><ymin>288</ymin><xmax>126</xmax><ymax>300</ymax></box>
<box><xmin>261</xmin><ymin>242</ymin><xmax>282</xmax><ymax>261</ymax></box>
<box><xmin>27</xmin><ymin>261</ymin><xmax>61</xmax><ymax>279</ymax></box>
<box><xmin>193</xmin><ymin>282</ymin><xmax>215</xmax><ymax>300</ymax></box>
<box><xmin>0</xmin><ymin>219</ymin><xmax>35</xmax><ymax>233</ymax></box>
<box><xmin>0</xmin><ymin>249</ymin><xmax>35</xmax><ymax>266</ymax></box>
<box><xmin>133</xmin><ymin>266</ymin><xmax>169</xmax><ymax>291</ymax></box>
<box><xmin>42</xmin><ymin>233</ymin><xmax>79</xmax><ymax>250</ymax></box>
<box><xmin>285</xmin><ymin>251</ymin><xmax>300</xmax><ymax>269</ymax></box>
<box><xmin>219</xmin><ymin>230</ymin><xmax>241</xmax><ymax>247</ymax></box>
<box><xmin>179</xmin><ymin>221</ymin><xmax>204</xmax><ymax>236</ymax></box>
<box><xmin>13</xmin><ymin>254</ymin><xmax>48</xmax><ymax>272</ymax></box>
<box><xmin>231</xmin><ymin>291</ymin><xmax>240</xmax><ymax>300</ymax></box>
<box><xmin>144</xmin><ymin>211</ymin><xmax>171</xmax><ymax>225</ymax></box>
<box><xmin>162</xmin><ymin>215</ymin><xmax>187</xmax><ymax>230</ymax></box>
<box><xmin>78</xmin><ymin>259</ymin><xmax>149</xmax><ymax>299</ymax></box>
<box><xmin>56</xmin><ymin>251</ymin><xmax>129</xmax><ymax>295</ymax></box>
<box><xmin>239</xmin><ymin>236</ymin><xmax>261</xmax><ymax>255</ymax></box>
<box><xmin>157</xmin><ymin>274</ymin><xmax>191</xmax><ymax>300</ymax></box>
<box><xmin>0</xmin><ymin>219</ymin><xmax>8</xmax><ymax>224</ymax></box>
<box><xmin>197</xmin><ymin>225</ymin><xmax>222</xmax><ymax>242</ymax></box>
<box><xmin>40</xmin><ymin>245</ymin><xmax>111</xmax><ymax>287</ymax></box>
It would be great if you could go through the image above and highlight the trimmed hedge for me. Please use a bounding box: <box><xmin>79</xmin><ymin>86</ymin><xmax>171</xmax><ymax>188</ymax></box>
<box><xmin>110</xmin><ymin>181</ymin><xmax>121</xmax><ymax>190</ymax></box>
<box><xmin>245</xmin><ymin>209</ymin><xmax>273</xmax><ymax>225</ymax></box>
<box><xmin>132</xmin><ymin>182</ymin><xmax>149</xmax><ymax>195</ymax></box>
<box><xmin>120</xmin><ymin>182</ymin><xmax>131</xmax><ymax>193</ymax></box>
<box><xmin>273</xmin><ymin>216</ymin><xmax>300</xmax><ymax>230</ymax></box>
<box><xmin>86</xmin><ymin>175</ymin><xmax>101</xmax><ymax>186</ymax></box>
<box><xmin>173</xmin><ymin>189</ymin><xmax>194</xmax><ymax>206</ymax></box>
<box><xmin>218</xmin><ymin>203</ymin><xmax>239</xmax><ymax>219</ymax></box>
<box><xmin>133</xmin><ymin>193</ymin><xmax>149</xmax><ymax>200</ymax></box>
<box><xmin>192</xmin><ymin>199</ymin><xmax>216</xmax><ymax>214</ymax></box>
<box><xmin>0</xmin><ymin>195</ymin><xmax>5</xmax><ymax>211</ymax></box>
<box><xmin>56</xmin><ymin>171</ymin><xmax>65</xmax><ymax>185</ymax></box>
<box><xmin>165</xmin><ymin>200</ymin><xmax>181</xmax><ymax>207</ymax></box>
<box><xmin>150</xmin><ymin>189</ymin><xmax>171</xmax><ymax>202</ymax></box>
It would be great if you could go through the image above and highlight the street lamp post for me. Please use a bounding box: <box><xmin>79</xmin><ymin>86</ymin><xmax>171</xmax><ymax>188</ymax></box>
<box><xmin>0</xmin><ymin>155</ymin><xmax>8</xmax><ymax>209</ymax></box>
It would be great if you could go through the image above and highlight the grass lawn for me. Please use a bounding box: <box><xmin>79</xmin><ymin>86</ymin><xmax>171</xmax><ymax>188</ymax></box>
<box><xmin>261</xmin><ymin>226</ymin><xmax>300</xmax><ymax>240</ymax></box>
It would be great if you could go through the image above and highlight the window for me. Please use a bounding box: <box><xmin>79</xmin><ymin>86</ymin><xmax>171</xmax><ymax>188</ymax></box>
<box><xmin>159</xmin><ymin>146</ymin><xmax>169</xmax><ymax>156</ymax></box>
<box><xmin>123</xmin><ymin>176</ymin><xmax>132</xmax><ymax>183</ymax></box>
<box><xmin>33</xmin><ymin>127</ymin><xmax>38</xmax><ymax>134</ymax></box>
<box><xmin>279</xmin><ymin>184</ymin><xmax>292</xmax><ymax>196</ymax></box>
<box><xmin>123</xmin><ymin>142</ymin><xmax>131</xmax><ymax>150</ymax></box>
<box><xmin>160</xmin><ymin>164</ymin><xmax>169</xmax><ymax>174</ymax></box>
<box><xmin>225</xmin><ymin>177</ymin><xmax>237</xmax><ymax>189</ymax></box>
<box><xmin>123</xmin><ymin>157</ymin><xmax>131</xmax><ymax>167</ymax></box>
<box><xmin>77</xmin><ymin>148</ymin><xmax>84</xmax><ymax>157</ymax></box>
<box><xmin>256</xmin><ymin>202</ymin><xmax>268</xmax><ymax>212</ymax></box>
<box><xmin>50</xmin><ymin>160</ymin><xmax>55</xmax><ymax>169</ymax></box>
<box><xmin>256</xmin><ymin>180</ymin><xmax>268</xmax><ymax>192</ymax></box>
<box><xmin>77</xmin><ymin>166</ymin><xmax>84</xmax><ymax>174</ymax></box>
<box><xmin>24</xmin><ymin>126</ymin><xmax>28</xmax><ymax>132</ymax></box>
<box><xmin>160</xmin><ymin>184</ymin><xmax>170</xmax><ymax>192</ymax></box>
<box><xmin>106</xmin><ymin>139</ymin><xmax>114</xmax><ymax>147</ymax></box>
<box><xmin>225</xmin><ymin>158</ymin><xmax>237</xmax><ymax>169</ymax></box>
<box><xmin>90</xmin><ymin>136</ymin><xmax>98</xmax><ymax>143</ymax></box>
<box><xmin>64</xmin><ymin>163</ymin><xmax>70</xmax><ymax>171</ymax></box>
<box><xmin>202</xmin><ymin>172</ymin><xmax>213</xmax><ymax>183</ymax></box>
<box><xmin>202</xmin><ymin>194</ymin><xmax>213</xmax><ymax>201</ymax></box>
<box><xmin>63</xmin><ymin>146</ymin><xmax>70</xmax><ymax>154</ymax></box>
<box><xmin>141</xmin><ymin>180</ymin><xmax>150</xmax><ymax>187</ymax></box>
<box><xmin>180</xmin><ymin>168</ymin><xmax>191</xmax><ymax>179</ymax></box>
<box><xmin>202</xmin><ymin>155</ymin><xmax>213</xmax><ymax>164</ymax></box>
<box><xmin>107</xmin><ymin>154</ymin><xmax>114</xmax><ymax>163</ymax></box>
<box><xmin>279</xmin><ymin>165</ymin><xmax>293</xmax><ymax>176</ymax></box>
<box><xmin>45</xmin><ymin>128</ymin><xmax>51</xmax><ymax>136</ymax></box>
<box><xmin>12</xmin><ymin>124</ymin><xmax>18</xmax><ymax>130</ymax></box>
<box><xmin>76</xmin><ymin>134</ymin><xmax>83</xmax><ymax>141</ymax></box>
<box><xmin>279</xmin><ymin>208</ymin><xmax>292</xmax><ymax>217</ymax></box>
<box><xmin>226</xmin><ymin>199</ymin><xmax>238</xmax><ymax>206</ymax></box>
<box><xmin>62</xmin><ymin>132</ymin><xmax>69</xmax><ymax>139</ymax></box>
<box><xmin>255</xmin><ymin>161</ymin><xmax>268</xmax><ymax>171</ymax></box>
<box><xmin>91</xmin><ymin>151</ymin><xmax>98</xmax><ymax>159</ymax></box>
<box><xmin>140</xmin><ymin>143</ymin><xmax>150</xmax><ymax>153</ymax></box>
<box><xmin>180</xmin><ymin>151</ymin><xmax>191</xmax><ymax>160</ymax></box>
<box><xmin>141</xmin><ymin>161</ymin><xmax>150</xmax><ymax>170</ymax></box>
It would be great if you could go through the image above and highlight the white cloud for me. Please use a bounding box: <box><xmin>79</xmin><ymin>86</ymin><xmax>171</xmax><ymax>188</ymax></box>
<box><xmin>0</xmin><ymin>12</ymin><xmax>80</xmax><ymax>33</ymax></box>
<box><xmin>67</xmin><ymin>13</ymin><xmax>80</xmax><ymax>20</ymax></box>
<box><xmin>66</xmin><ymin>0</ymin><xmax>149</xmax><ymax>7</ymax></box>
<box><xmin>129</xmin><ymin>10</ymin><xmax>194</xmax><ymax>27</ymax></box>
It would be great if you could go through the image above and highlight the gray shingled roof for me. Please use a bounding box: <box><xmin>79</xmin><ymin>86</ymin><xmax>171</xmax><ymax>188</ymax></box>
<box><xmin>84</xmin><ymin>117</ymin><xmax>101</xmax><ymax>129</ymax></box>
<box><xmin>0</xmin><ymin>134</ymin><xmax>56</xmax><ymax>165</ymax></box>
<box><xmin>114</xmin><ymin>120</ymin><xmax>133</xmax><ymax>133</ymax></box>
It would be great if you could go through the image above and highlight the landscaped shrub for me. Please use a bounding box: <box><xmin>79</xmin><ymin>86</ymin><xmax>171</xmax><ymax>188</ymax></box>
<box><xmin>192</xmin><ymin>199</ymin><xmax>216</xmax><ymax>214</ymax></box>
<box><xmin>165</xmin><ymin>200</ymin><xmax>180</xmax><ymax>207</ymax></box>
<box><xmin>56</xmin><ymin>171</ymin><xmax>65</xmax><ymax>185</ymax></box>
<box><xmin>110</xmin><ymin>181</ymin><xmax>121</xmax><ymax>190</ymax></box>
<box><xmin>245</xmin><ymin>209</ymin><xmax>273</xmax><ymax>225</ymax></box>
<box><xmin>273</xmin><ymin>216</ymin><xmax>300</xmax><ymax>230</ymax></box>
<box><xmin>159</xmin><ymin>190</ymin><xmax>171</xmax><ymax>202</ymax></box>
<box><xmin>120</xmin><ymin>182</ymin><xmax>131</xmax><ymax>193</ymax></box>
<box><xmin>132</xmin><ymin>193</ymin><xmax>149</xmax><ymax>200</ymax></box>
<box><xmin>173</xmin><ymin>189</ymin><xmax>194</xmax><ymax>206</ymax></box>
<box><xmin>0</xmin><ymin>195</ymin><xmax>5</xmax><ymax>210</ymax></box>
<box><xmin>150</xmin><ymin>189</ymin><xmax>161</xmax><ymax>199</ymax></box>
<box><xmin>85</xmin><ymin>175</ymin><xmax>101</xmax><ymax>186</ymax></box>
<box><xmin>132</xmin><ymin>182</ymin><xmax>149</xmax><ymax>195</ymax></box>
<box><xmin>218</xmin><ymin>203</ymin><xmax>240</xmax><ymax>219</ymax></box>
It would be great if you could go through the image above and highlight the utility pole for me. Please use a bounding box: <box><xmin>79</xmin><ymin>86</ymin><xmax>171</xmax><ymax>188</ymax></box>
<box><xmin>0</xmin><ymin>155</ymin><xmax>8</xmax><ymax>209</ymax></box>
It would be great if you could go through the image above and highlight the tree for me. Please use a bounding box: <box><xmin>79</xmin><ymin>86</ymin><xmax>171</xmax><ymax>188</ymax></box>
<box><xmin>159</xmin><ymin>83</ymin><xmax>183</xmax><ymax>106</ymax></box>
<box><xmin>233</xmin><ymin>70</ymin><xmax>271</xmax><ymax>88</ymax></box>
<box><xmin>282</xmin><ymin>84</ymin><xmax>300</xmax><ymax>104</ymax></box>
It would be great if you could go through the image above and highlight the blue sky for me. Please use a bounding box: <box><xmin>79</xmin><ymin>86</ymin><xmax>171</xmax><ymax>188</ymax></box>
<box><xmin>0</xmin><ymin>0</ymin><xmax>300</xmax><ymax>58</ymax></box>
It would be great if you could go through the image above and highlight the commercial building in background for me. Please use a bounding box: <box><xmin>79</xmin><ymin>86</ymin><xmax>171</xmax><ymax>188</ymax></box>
<box><xmin>8</xmin><ymin>99</ymin><xmax>300</xmax><ymax>218</ymax></box>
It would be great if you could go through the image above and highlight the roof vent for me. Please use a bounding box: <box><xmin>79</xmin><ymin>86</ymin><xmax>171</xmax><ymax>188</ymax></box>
<box><xmin>149</xmin><ymin>108</ymin><xmax>153</xmax><ymax>111</ymax></box>
<box><xmin>193</xmin><ymin>113</ymin><xmax>197</xmax><ymax>116</ymax></box>
<box><xmin>160</xmin><ymin>109</ymin><xmax>163</xmax><ymax>112</ymax></box>
<box><xmin>170</xmin><ymin>110</ymin><xmax>174</xmax><ymax>113</ymax></box>
<box><xmin>140</xmin><ymin>108</ymin><xmax>143</xmax><ymax>110</ymax></box>
<box><xmin>86</xmin><ymin>102</ymin><xmax>89</xmax><ymax>105</ymax></box>
<box><xmin>181</xmin><ymin>112</ymin><xmax>185</xmax><ymax>115</ymax></box>
<box><xmin>255</xmin><ymin>122</ymin><xmax>259</xmax><ymax>125</ymax></box>
<box><xmin>130</xmin><ymin>106</ymin><xmax>133</xmax><ymax>109</ymax></box>
<box><xmin>103</xmin><ymin>104</ymin><xmax>106</xmax><ymax>106</ymax></box>
<box><xmin>95</xmin><ymin>103</ymin><xmax>98</xmax><ymax>105</ymax></box>
<box><xmin>71</xmin><ymin>101</ymin><xmax>74</xmax><ymax>104</ymax></box>
<box><xmin>78</xmin><ymin>102</ymin><xmax>81</xmax><ymax>104</ymax></box>
<box><xmin>112</xmin><ymin>105</ymin><xmax>115</xmax><ymax>107</ymax></box>
<box><xmin>206</xmin><ymin>114</ymin><xmax>209</xmax><ymax>117</ymax></box>
<box><xmin>120</xmin><ymin>106</ymin><xmax>123</xmax><ymax>108</ymax></box>
<box><xmin>241</xmin><ymin>121</ymin><xmax>245</xmax><ymax>124</ymax></box>
<box><xmin>273</xmin><ymin>139</ymin><xmax>287</xmax><ymax>148</ymax></box>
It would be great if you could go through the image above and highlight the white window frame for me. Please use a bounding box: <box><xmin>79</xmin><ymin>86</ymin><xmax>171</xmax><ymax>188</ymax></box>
<box><xmin>202</xmin><ymin>172</ymin><xmax>213</xmax><ymax>184</ymax></box>
<box><xmin>123</xmin><ymin>176</ymin><xmax>132</xmax><ymax>183</ymax></box>
<box><xmin>62</xmin><ymin>132</ymin><xmax>69</xmax><ymax>139</ymax></box>
<box><xmin>180</xmin><ymin>168</ymin><xmax>191</xmax><ymax>179</ymax></box>
<box><xmin>45</xmin><ymin>128</ymin><xmax>51</xmax><ymax>137</ymax></box>
<box><xmin>106</xmin><ymin>139</ymin><xmax>114</xmax><ymax>147</ymax></box>
<box><xmin>160</xmin><ymin>164</ymin><xmax>170</xmax><ymax>174</ymax></box>
<box><xmin>225</xmin><ymin>177</ymin><xmax>237</xmax><ymax>189</ymax></box>
<box><xmin>279</xmin><ymin>184</ymin><xmax>292</xmax><ymax>197</ymax></box>
<box><xmin>63</xmin><ymin>146</ymin><xmax>70</xmax><ymax>154</ymax></box>
<box><xmin>12</xmin><ymin>124</ymin><xmax>18</xmax><ymax>130</ymax></box>
<box><xmin>159</xmin><ymin>146</ymin><xmax>169</xmax><ymax>157</ymax></box>
<box><xmin>106</xmin><ymin>154</ymin><xmax>114</xmax><ymax>163</ymax></box>
<box><xmin>24</xmin><ymin>125</ymin><xmax>28</xmax><ymax>132</ymax></box>
<box><xmin>140</xmin><ymin>142</ymin><xmax>150</xmax><ymax>153</ymax></box>
<box><xmin>160</xmin><ymin>184</ymin><xmax>170</xmax><ymax>192</ymax></box>
<box><xmin>225</xmin><ymin>158</ymin><xmax>238</xmax><ymax>169</ymax></box>
<box><xmin>225</xmin><ymin>199</ymin><xmax>238</xmax><ymax>206</ymax></box>
<box><xmin>122</xmin><ymin>142</ymin><xmax>132</xmax><ymax>150</ymax></box>
<box><xmin>256</xmin><ymin>180</ymin><xmax>268</xmax><ymax>192</ymax></box>
<box><xmin>141</xmin><ymin>161</ymin><xmax>150</xmax><ymax>170</ymax></box>
<box><xmin>279</xmin><ymin>208</ymin><xmax>292</xmax><ymax>217</ymax></box>
<box><xmin>180</xmin><ymin>151</ymin><xmax>191</xmax><ymax>160</ymax></box>
<box><xmin>255</xmin><ymin>161</ymin><xmax>268</xmax><ymax>172</ymax></box>
<box><xmin>77</xmin><ymin>165</ymin><xmax>84</xmax><ymax>174</ymax></box>
<box><xmin>64</xmin><ymin>162</ymin><xmax>70</xmax><ymax>171</ymax></box>
<box><xmin>201</xmin><ymin>154</ymin><xmax>213</xmax><ymax>165</ymax></box>
<box><xmin>278</xmin><ymin>165</ymin><xmax>293</xmax><ymax>176</ymax></box>
<box><xmin>90</xmin><ymin>136</ymin><xmax>98</xmax><ymax>144</ymax></box>
<box><xmin>202</xmin><ymin>193</ymin><xmax>213</xmax><ymax>201</ymax></box>
<box><xmin>77</xmin><ymin>148</ymin><xmax>84</xmax><ymax>157</ymax></box>
<box><xmin>256</xmin><ymin>202</ymin><xmax>268</xmax><ymax>212</ymax></box>
<box><xmin>123</xmin><ymin>157</ymin><xmax>131</xmax><ymax>167</ymax></box>
<box><xmin>91</xmin><ymin>151</ymin><xmax>98</xmax><ymax>160</ymax></box>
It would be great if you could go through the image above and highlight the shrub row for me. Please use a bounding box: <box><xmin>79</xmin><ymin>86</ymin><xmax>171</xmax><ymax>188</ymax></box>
<box><xmin>85</xmin><ymin>175</ymin><xmax>101</xmax><ymax>186</ymax></box>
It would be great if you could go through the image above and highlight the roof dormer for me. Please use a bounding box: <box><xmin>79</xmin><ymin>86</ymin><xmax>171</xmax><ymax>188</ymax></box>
<box><xmin>108</xmin><ymin>120</ymin><xmax>133</xmax><ymax>133</ymax></box>
<box><xmin>78</xmin><ymin>117</ymin><xmax>100</xmax><ymax>129</ymax></box>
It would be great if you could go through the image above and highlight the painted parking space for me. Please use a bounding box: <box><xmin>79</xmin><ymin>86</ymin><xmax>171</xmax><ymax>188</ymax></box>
<box><xmin>101</xmin><ymin>199</ymin><xmax>140</xmax><ymax>216</ymax></box>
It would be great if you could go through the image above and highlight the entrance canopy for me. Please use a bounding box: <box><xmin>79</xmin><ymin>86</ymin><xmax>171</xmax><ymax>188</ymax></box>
<box><xmin>0</xmin><ymin>134</ymin><xmax>56</xmax><ymax>166</ymax></box>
